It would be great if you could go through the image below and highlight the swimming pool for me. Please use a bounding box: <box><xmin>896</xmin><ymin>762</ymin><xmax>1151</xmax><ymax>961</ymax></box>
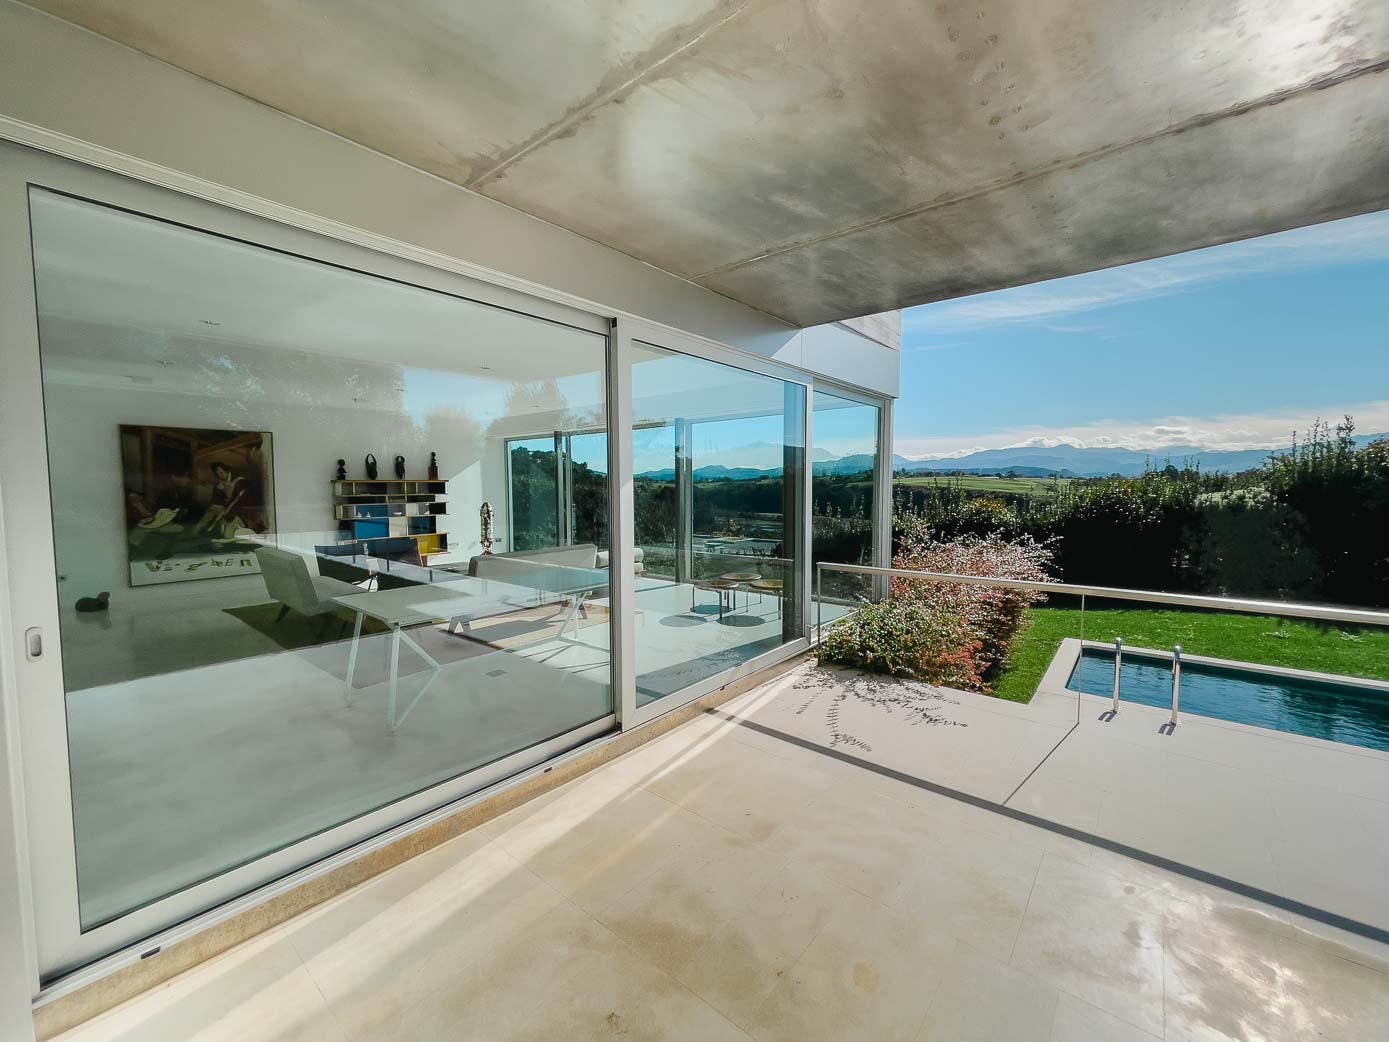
<box><xmin>1067</xmin><ymin>646</ymin><xmax>1389</xmax><ymax>752</ymax></box>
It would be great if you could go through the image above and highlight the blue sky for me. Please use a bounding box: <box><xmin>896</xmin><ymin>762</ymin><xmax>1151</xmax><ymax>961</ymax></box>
<box><xmin>895</xmin><ymin>209</ymin><xmax>1389</xmax><ymax>460</ymax></box>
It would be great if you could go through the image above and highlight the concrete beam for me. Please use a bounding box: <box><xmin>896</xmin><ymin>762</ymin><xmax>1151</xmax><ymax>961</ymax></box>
<box><xmin>17</xmin><ymin>0</ymin><xmax>1389</xmax><ymax>325</ymax></box>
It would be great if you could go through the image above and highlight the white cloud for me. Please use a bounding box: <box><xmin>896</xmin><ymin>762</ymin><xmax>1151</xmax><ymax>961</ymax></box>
<box><xmin>904</xmin><ymin>209</ymin><xmax>1389</xmax><ymax>336</ymax></box>
<box><xmin>894</xmin><ymin>400</ymin><xmax>1389</xmax><ymax>460</ymax></box>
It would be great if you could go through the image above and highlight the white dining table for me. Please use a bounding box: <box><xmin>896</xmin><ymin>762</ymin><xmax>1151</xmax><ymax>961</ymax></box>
<box><xmin>334</xmin><ymin>566</ymin><xmax>618</xmax><ymax>730</ymax></box>
<box><xmin>334</xmin><ymin>576</ymin><xmax>544</xmax><ymax>730</ymax></box>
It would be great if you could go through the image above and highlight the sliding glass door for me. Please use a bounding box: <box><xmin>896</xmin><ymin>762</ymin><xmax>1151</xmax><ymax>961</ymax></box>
<box><xmin>812</xmin><ymin>388</ymin><xmax>883</xmax><ymax>616</ymax></box>
<box><xmin>0</xmin><ymin>146</ymin><xmax>879</xmax><ymax>985</ymax></box>
<box><xmin>629</xmin><ymin>342</ymin><xmax>807</xmax><ymax>705</ymax></box>
<box><xmin>1</xmin><ymin>155</ymin><xmax>615</xmax><ymax>977</ymax></box>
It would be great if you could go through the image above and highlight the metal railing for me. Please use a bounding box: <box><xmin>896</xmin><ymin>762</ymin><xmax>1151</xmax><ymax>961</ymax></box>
<box><xmin>814</xmin><ymin>561</ymin><xmax>1389</xmax><ymax>725</ymax></box>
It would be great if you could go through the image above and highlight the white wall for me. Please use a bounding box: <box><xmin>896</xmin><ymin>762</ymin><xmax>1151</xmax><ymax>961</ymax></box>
<box><xmin>0</xmin><ymin>0</ymin><xmax>899</xmax><ymax>399</ymax></box>
<box><xmin>43</xmin><ymin>346</ymin><xmax>515</xmax><ymax>600</ymax></box>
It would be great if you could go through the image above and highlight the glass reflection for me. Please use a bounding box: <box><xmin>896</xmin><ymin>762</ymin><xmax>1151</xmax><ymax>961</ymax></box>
<box><xmin>631</xmin><ymin>343</ymin><xmax>806</xmax><ymax>703</ymax></box>
<box><xmin>812</xmin><ymin>390</ymin><xmax>881</xmax><ymax>618</ymax></box>
<box><xmin>30</xmin><ymin>189</ymin><xmax>612</xmax><ymax>928</ymax></box>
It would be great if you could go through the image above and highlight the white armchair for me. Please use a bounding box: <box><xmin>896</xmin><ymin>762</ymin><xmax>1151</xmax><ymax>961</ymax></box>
<box><xmin>255</xmin><ymin>546</ymin><xmax>363</xmax><ymax>638</ymax></box>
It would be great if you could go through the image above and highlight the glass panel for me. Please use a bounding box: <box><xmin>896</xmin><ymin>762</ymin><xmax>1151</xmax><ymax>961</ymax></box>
<box><xmin>631</xmin><ymin>342</ymin><xmax>805</xmax><ymax>704</ymax></box>
<box><xmin>633</xmin><ymin>424</ymin><xmax>678</xmax><ymax>580</ymax></box>
<box><xmin>506</xmin><ymin>437</ymin><xmax>559</xmax><ymax>551</ymax></box>
<box><xmin>811</xmin><ymin>389</ymin><xmax>880</xmax><ymax>621</ymax></box>
<box><xmin>30</xmin><ymin>189</ymin><xmax>612</xmax><ymax>929</ymax></box>
<box><xmin>565</xmin><ymin>431</ymin><xmax>609</xmax><ymax>549</ymax></box>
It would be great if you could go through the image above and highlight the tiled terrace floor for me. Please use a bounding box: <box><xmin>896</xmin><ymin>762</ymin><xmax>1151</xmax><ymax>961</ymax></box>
<box><xmin>56</xmin><ymin>660</ymin><xmax>1389</xmax><ymax>1041</ymax></box>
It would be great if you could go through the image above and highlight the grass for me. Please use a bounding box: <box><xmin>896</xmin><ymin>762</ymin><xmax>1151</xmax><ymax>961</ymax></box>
<box><xmin>990</xmin><ymin>605</ymin><xmax>1389</xmax><ymax>703</ymax></box>
<box><xmin>894</xmin><ymin>474</ymin><xmax>1070</xmax><ymax>496</ymax></box>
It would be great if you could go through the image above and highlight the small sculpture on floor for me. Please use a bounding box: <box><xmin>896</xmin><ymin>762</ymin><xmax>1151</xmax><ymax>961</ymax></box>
<box><xmin>480</xmin><ymin>501</ymin><xmax>495</xmax><ymax>555</ymax></box>
<box><xmin>75</xmin><ymin>592</ymin><xmax>110</xmax><ymax>613</ymax></box>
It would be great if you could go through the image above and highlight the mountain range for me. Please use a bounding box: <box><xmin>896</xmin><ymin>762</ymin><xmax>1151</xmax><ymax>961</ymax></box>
<box><xmin>633</xmin><ymin>434</ymin><xmax>1388</xmax><ymax>482</ymax></box>
<box><xmin>891</xmin><ymin>434</ymin><xmax>1387</xmax><ymax>478</ymax></box>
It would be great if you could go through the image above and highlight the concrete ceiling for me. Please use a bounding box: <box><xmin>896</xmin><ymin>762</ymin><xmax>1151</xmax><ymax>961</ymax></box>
<box><xmin>22</xmin><ymin>0</ymin><xmax>1389</xmax><ymax>327</ymax></box>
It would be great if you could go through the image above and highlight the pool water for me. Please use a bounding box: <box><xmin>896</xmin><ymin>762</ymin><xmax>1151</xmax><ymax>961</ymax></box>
<box><xmin>1068</xmin><ymin>647</ymin><xmax>1389</xmax><ymax>753</ymax></box>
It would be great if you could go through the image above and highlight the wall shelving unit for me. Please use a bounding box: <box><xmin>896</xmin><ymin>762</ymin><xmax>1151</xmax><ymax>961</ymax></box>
<box><xmin>332</xmin><ymin>478</ymin><xmax>447</xmax><ymax>559</ymax></box>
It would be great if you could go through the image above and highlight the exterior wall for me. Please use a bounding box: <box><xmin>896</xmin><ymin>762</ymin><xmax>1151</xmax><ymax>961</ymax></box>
<box><xmin>0</xmin><ymin>0</ymin><xmax>898</xmax><ymax>398</ymax></box>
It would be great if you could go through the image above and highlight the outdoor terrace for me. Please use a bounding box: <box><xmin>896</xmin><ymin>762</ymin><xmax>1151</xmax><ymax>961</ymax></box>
<box><xmin>50</xmin><ymin>651</ymin><xmax>1389</xmax><ymax>1042</ymax></box>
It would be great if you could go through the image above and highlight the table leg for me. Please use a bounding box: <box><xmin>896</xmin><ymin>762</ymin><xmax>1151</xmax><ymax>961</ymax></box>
<box><xmin>390</xmin><ymin>625</ymin><xmax>446</xmax><ymax>731</ymax></box>
<box><xmin>344</xmin><ymin>609</ymin><xmax>365</xmax><ymax>705</ymax></box>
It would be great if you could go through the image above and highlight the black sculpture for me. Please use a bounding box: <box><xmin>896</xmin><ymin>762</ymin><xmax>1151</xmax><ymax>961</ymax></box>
<box><xmin>364</xmin><ymin>453</ymin><xmax>378</xmax><ymax>479</ymax></box>
<box><xmin>394</xmin><ymin>455</ymin><xmax>406</xmax><ymax>479</ymax></box>
<box><xmin>428</xmin><ymin>451</ymin><xmax>439</xmax><ymax>481</ymax></box>
<box><xmin>335</xmin><ymin>458</ymin><xmax>347</xmax><ymax>480</ymax></box>
<box><xmin>75</xmin><ymin>592</ymin><xmax>110</xmax><ymax>613</ymax></box>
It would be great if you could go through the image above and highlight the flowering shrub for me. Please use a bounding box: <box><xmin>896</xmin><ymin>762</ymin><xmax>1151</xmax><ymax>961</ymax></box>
<box><xmin>819</xmin><ymin>597</ymin><xmax>984</xmax><ymax>689</ymax></box>
<box><xmin>892</xmin><ymin>523</ymin><xmax>1055</xmax><ymax>676</ymax></box>
<box><xmin>819</xmin><ymin>523</ymin><xmax>1055</xmax><ymax>692</ymax></box>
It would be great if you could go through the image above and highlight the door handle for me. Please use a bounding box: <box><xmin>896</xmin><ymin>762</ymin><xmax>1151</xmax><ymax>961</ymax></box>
<box><xmin>24</xmin><ymin>627</ymin><xmax>42</xmax><ymax>661</ymax></box>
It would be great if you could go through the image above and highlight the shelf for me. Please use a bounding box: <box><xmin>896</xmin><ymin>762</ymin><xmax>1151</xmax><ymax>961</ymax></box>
<box><xmin>333</xmin><ymin>475</ymin><xmax>448</xmax><ymax>559</ymax></box>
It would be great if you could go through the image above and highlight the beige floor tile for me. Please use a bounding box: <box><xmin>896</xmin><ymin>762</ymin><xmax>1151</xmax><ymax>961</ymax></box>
<box><xmin>55</xmin><ymin>930</ymin><xmax>343</xmax><ymax>1042</ymax></box>
<box><xmin>356</xmin><ymin>898</ymin><xmax>752</xmax><ymax>1042</ymax></box>
<box><xmin>915</xmin><ymin>946</ymin><xmax>1058</xmax><ymax>1042</ymax></box>
<box><xmin>1280</xmin><ymin>910</ymin><xmax>1389</xmax><ymax>975</ymax></box>
<box><xmin>1166</xmin><ymin>909</ymin><xmax>1389</xmax><ymax>1042</ymax></box>
<box><xmin>748</xmin><ymin>888</ymin><xmax>957</xmax><ymax>1042</ymax></box>
<box><xmin>641</xmin><ymin>734</ymin><xmax>832</xmax><ymax>843</ymax></box>
<box><xmin>1049</xmin><ymin>992</ymin><xmax>1162</xmax><ymax>1042</ymax></box>
<box><xmin>762</xmin><ymin>781</ymin><xmax>939</xmax><ymax>902</ymax></box>
<box><xmin>286</xmin><ymin>833</ymin><xmax>565</xmax><ymax>1038</ymax></box>
<box><xmin>1164</xmin><ymin>890</ymin><xmax>1304</xmax><ymax>1042</ymax></box>
<box><xmin>1010</xmin><ymin>854</ymin><xmax>1166</xmax><ymax>1038</ymax></box>
<box><xmin>888</xmin><ymin>825</ymin><xmax>1042</xmax><ymax>960</ymax></box>
<box><xmin>1008</xmin><ymin>773</ymin><xmax>1104</xmax><ymax>832</ymax></box>
<box><xmin>1009</xmin><ymin>818</ymin><xmax>1103</xmax><ymax>869</ymax></box>
<box><xmin>597</xmin><ymin>842</ymin><xmax>782</xmax><ymax>974</ymax></box>
<box><xmin>676</xmin><ymin>862</ymin><xmax>857</xmax><ymax>1029</ymax></box>
<box><xmin>1271</xmin><ymin>935</ymin><xmax>1389</xmax><ymax>1042</ymax></box>
<box><xmin>483</xmin><ymin>780</ymin><xmax>745</xmax><ymax>913</ymax></box>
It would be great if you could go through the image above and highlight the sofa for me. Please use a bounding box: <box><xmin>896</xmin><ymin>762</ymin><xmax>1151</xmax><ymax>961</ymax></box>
<box><xmin>465</xmin><ymin>543</ymin><xmax>644</xmax><ymax>580</ymax></box>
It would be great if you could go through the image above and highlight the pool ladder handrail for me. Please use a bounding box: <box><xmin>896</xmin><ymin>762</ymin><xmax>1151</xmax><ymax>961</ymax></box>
<box><xmin>1111</xmin><ymin>637</ymin><xmax>1122</xmax><ymax>714</ymax></box>
<box><xmin>1170</xmin><ymin>644</ymin><xmax>1182</xmax><ymax>726</ymax></box>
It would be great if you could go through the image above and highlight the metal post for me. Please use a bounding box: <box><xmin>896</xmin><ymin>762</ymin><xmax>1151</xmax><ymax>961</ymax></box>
<box><xmin>1169</xmin><ymin>644</ymin><xmax>1182</xmax><ymax>725</ymax></box>
<box><xmin>1112</xmin><ymin>636</ymin><xmax>1122</xmax><ymax>714</ymax></box>
<box><xmin>815</xmin><ymin>563</ymin><xmax>822</xmax><ymax>645</ymax></box>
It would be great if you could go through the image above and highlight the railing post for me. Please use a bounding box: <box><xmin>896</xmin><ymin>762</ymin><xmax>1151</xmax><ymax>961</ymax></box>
<box><xmin>1112</xmin><ymin>637</ymin><xmax>1122</xmax><ymax>713</ymax></box>
<box><xmin>1169</xmin><ymin>644</ymin><xmax>1182</xmax><ymax>726</ymax></box>
<box><xmin>815</xmin><ymin>562</ymin><xmax>822</xmax><ymax>645</ymax></box>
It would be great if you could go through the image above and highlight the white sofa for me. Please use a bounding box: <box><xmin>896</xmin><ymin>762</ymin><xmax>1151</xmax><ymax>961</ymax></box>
<box><xmin>467</xmin><ymin>543</ymin><xmax>644</xmax><ymax>579</ymax></box>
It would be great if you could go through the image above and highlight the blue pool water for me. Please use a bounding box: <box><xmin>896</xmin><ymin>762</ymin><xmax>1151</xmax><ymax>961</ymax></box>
<box><xmin>1068</xmin><ymin>647</ymin><xmax>1389</xmax><ymax>752</ymax></box>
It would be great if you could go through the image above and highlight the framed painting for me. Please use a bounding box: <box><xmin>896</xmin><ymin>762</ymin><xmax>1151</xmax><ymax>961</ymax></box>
<box><xmin>119</xmin><ymin>425</ymin><xmax>275</xmax><ymax>586</ymax></box>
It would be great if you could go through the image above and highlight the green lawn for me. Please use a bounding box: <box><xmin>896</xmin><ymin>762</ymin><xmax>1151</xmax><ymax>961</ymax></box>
<box><xmin>894</xmin><ymin>473</ymin><xmax>1069</xmax><ymax>497</ymax></box>
<box><xmin>990</xmin><ymin>606</ymin><xmax>1389</xmax><ymax>703</ymax></box>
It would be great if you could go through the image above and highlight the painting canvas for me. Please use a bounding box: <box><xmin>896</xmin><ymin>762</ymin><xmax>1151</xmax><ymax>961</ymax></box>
<box><xmin>120</xmin><ymin>425</ymin><xmax>275</xmax><ymax>586</ymax></box>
